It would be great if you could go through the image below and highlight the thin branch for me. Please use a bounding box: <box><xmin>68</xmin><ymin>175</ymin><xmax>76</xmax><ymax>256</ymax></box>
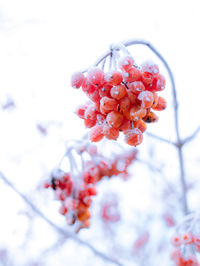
<box><xmin>40</xmin><ymin>237</ymin><xmax>66</xmax><ymax>256</ymax></box>
<box><xmin>182</xmin><ymin>126</ymin><xmax>200</xmax><ymax>145</ymax></box>
<box><xmin>0</xmin><ymin>172</ymin><xmax>123</xmax><ymax>266</ymax></box>
<box><xmin>146</xmin><ymin>132</ymin><xmax>176</xmax><ymax>146</ymax></box>
<box><xmin>136</xmin><ymin>158</ymin><xmax>176</xmax><ymax>194</ymax></box>
<box><xmin>120</xmin><ymin>39</ymin><xmax>188</xmax><ymax>215</ymax></box>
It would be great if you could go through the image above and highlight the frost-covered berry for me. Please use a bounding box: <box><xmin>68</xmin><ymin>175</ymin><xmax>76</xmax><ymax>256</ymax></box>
<box><xmin>87</xmin><ymin>68</ymin><xmax>105</xmax><ymax>88</ymax></box>
<box><xmin>105</xmin><ymin>71</ymin><xmax>123</xmax><ymax>86</ymax></box>
<box><xmin>138</xmin><ymin>91</ymin><xmax>154</xmax><ymax>109</ymax></box>
<box><xmin>71</xmin><ymin>72</ymin><xmax>84</xmax><ymax>89</ymax></box>
<box><xmin>89</xmin><ymin>125</ymin><xmax>104</xmax><ymax>142</ymax></box>
<box><xmin>119</xmin><ymin>55</ymin><xmax>134</xmax><ymax>71</ymax></box>
<box><xmin>124</xmin><ymin>128</ymin><xmax>143</xmax><ymax>146</ymax></box>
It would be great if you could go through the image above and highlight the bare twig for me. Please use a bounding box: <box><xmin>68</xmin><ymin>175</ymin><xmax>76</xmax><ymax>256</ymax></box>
<box><xmin>136</xmin><ymin>158</ymin><xmax>176</xmax><ymax>194</ymax></box>
<box><xmin>0</xmin><ymin>172</ymin><xmax>123</xmax><ymax>266</ymax></box>
<box><xmin>182</xmin><ymin>126</ymin><xmax>200</xmax><ymax>145</ymax></box>
<box><xmin>40</xmin><ymin>237</ymin><xmax>66</xmax><ymax>256</ymax></box>
<box><xmin>121</xmin><ymin>39</ymin><xmax>189</xmax><ymax>215</ymax></box>
<box><xmin>146</xmin><ymin>132</ymin><xmax>176</xmax><ymax>146</ymax></box>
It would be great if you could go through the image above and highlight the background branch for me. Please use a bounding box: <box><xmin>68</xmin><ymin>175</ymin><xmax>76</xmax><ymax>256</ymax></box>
<box><xmin>146</xmin><ymin>132</ymin><xmax>175</xmax><ymax>146</ymax></box>
<box><xmin>121</xmin><ymin>39</ymin><xmax>189</xmax><ymax>215</ymax></box>
<box><xmin>0</xmin><ymin>172</ymin><xmax>123</xmax><ymax>266</ymax></box>
<box><xmin>182</xmin><ymin>126</ymin><xmax>200</xmax><ymax>145</ymax></box>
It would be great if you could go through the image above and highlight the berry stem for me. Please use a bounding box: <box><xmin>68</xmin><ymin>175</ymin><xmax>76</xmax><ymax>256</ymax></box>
<box><xmin>101</xmin><ymin>57</ymin><xmax>106</xmax><ymax>72</ymax></box>
<box><xmin>109</xmin><ymin>52</ymin><xmax>113</xmax><ymax>71</ymax></box>
<box><xmin>0</xmin><ymin>172</ymin><xmax>123</xmax><ymax>266</ymax></box>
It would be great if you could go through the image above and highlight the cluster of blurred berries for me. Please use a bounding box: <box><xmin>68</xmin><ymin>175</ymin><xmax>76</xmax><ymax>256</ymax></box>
<box><xmin>171</xmin><ymin>213</ymin><xmax>200</xmax><ymax>265</ymax></box>
<box><xmin>71</xmin><ymin>54</ymin><xmax>166</xmax><ymax>146</ymax></box>
<box><xmin>44</xmin><ymin>143</ymin><xmax>137</xmax><ymax>232</ymax></box>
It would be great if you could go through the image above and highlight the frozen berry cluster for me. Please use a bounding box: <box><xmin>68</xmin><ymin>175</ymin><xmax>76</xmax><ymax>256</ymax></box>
<box><xmin>171</xmin><ymin>232</ymin><xmax>200</xmax><ymax>265</ymax></box>
<box><xmin>71</xmin><ymin>55</ymin><xmax>166</xmax><ymax>146</ymax></box>
<box><xmin>44</xmin><ymin>144</ymin><xmax>137</xmax><ymax>232</ymax></box>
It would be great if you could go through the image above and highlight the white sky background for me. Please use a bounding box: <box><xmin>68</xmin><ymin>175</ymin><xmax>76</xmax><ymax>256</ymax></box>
<box><xmin>0</xmin><ymin>0</ymin><xmax>200</xmax><ymax>265</ymax></box>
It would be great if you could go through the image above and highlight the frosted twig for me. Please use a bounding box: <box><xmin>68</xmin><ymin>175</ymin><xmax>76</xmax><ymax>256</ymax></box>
<box><xmin>39</xmin><ymin>237</ymin><xmax>66</xmax><ymax>256</ymax></box>
<box><xmin>175</xmin><ymin>213</ymin><xmax>195</xmax><ymax>232</ymax></box>
<box><xmin>0</xmin><ymin>172</ymin><xmax>123</xmax><ymax>266</ymax></box>
<box><xmin>182</xmin><ymin>126</ymin><xmax>200</xmax><ymax>145</ymax></box>
<box><xmin>136</xmin><ymin>158</ymin><xmax>176</xmax><ymax>193</ymax></box>
<box><xmin>112</xmin><ymin>49</ymin><xmax>118</xmax><ymax>70</ymax></box>
<box><xmin>101</xmin><ymin>57</ymin><xmax>107</xmax><ymax>72</ymax></box>
<box><xmin>146</xmin><ymin>132</ymin><xmax>176</xmax><ymax>146</ymax></box>
<box><xmin>110</xmin><ymin>42</ymin><xmax>131</xmax><ymax>56</ymax></box>
<box><xmin>121</xmin><ymin>39</ymin><xmax>188</xmax><ymax>215</ymax></box>
<box><xmin>109</xmin><ymin>53</ymin><xmax>113</xmax><ymax>71</ymax></box>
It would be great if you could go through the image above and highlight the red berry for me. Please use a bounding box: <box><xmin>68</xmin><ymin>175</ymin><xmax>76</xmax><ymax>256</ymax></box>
<box><xmin>110</xmin><ymin>84</ymin><xmax>126</xmax><ymax>100</ymax></box>
<box><xmin>150</xmin><ymin>74</ymin><xmax>166</xmax><ymax>91</ymax></box>
<box><xmin>89</xmin><ymin>125</ymin><xmax>104</xmax><ymax>142</ymax></box>
<box><xmin>134</xmin><ymin>119</ymin><xmax>147</xmax><ymax>133</ymax></box>
<box><xmin>119</xmin><ymin>96</ymin><xmax>131</xmax><ymax>112</ymax></box>
<box><xmin>152</xmin><ymin>96</ymin><xmax>167</xmax><ymax>111</ymax></box>
<box><xmin>182</xmin><ymin>232</ymin><xmax>193</xmax><ymax>245</ymax></box>
<box><xmin>59</xmin><ymin>204</ymin><xmax>68</xmax><ymax>215</ymax></box>
<box><xmin>88</xmin><ymin>90</ymin><xmax>100</xmax><ymax>103</ymax></box>
<box><xmin>141</xmin><ymin>62</ymin><xmax>159</xmax><ymax>76</ymax></box>
<box><xmin>130</xmin><ymin>106</ymin><xmax>147</xmax><ymax>121</ymax></box>
<box><xmin>76</xmin><ymin>105</ymin><xmax>88</xmax><ymax>119</ymax></box>
<box><xmin>171</xmin><ymin>234</ymin><xmax>182</xmax><ymax>247</ymax></box>
<box><xmin>119</xmin><ymin>119</ymin><xmax>131</xmax><ymax>131</ymax></box>
<box><xmin>143</xmin><ymin>111</ymin><xmax>158</xmax><ymax>123</ymax></box>
<box><xmin>124</xmin><ymin>128</ymin><xmax>143</xmax><ymax>146</ymax></box>
<box><xmin>87</xmin><ymin>186</ymin><xmax>97</xmax><ymax>196</ymax></box>
<box><xmin>128</xmin><ymin>81</ymin><xmax>146</xmax><ymax>95</ymax></box>
<box><xmin>123</xmin><ymin>67</ymin><xmax>142</xmax><ymax>83</ymax></box>
<box><xmin>43</xmin><ymin>181</ymin><xmax>50</xmax><ymax>188</ymax></box>
<box><xmin>141</xmin><ymin>72</ymin><xmax>154</xmax><ymax>86</ymax></box>
<box><xmin>105</xmin><ymin>71</ymin><xmax>123</xmax><ymax>86</ymax></box>
<box><xmin>119</xmin><ymin>55</ymin><xmax>134</xmax><ymax>71</ymax></box>
<box><xmin>84</xmin><ymin>105</ymin><xmax>97</xmax><ymax>120</ymax></box>
<box><xmin>84</xmin><ymin>118</ymin><xmax>96</xmax><ymax>128</ymax></box>
<box><xmin>100</xmin><ymin>97</ymin><xmax>118</xmax><ymax>111</ymax></box>
<box><xmin>87</xmin><ymin>68</ymin><xmax>105</xmax><ymax>88</ymax></box>
<box><xmin>127</xmin><ymin>90</ymin><xmax>138</xmax><ymax>105</ymax></box>
<box><xmin>106</xmin><ymin>111</ymin><xmax>123</xmax><ymax>128</ymax></box>
<box><xmin>152</xmin><ymin>92</ymin><xmax>158</xmax><ymax>108</ymax></box>
<box><xmin>103</xmin><ymin>124</ymin><xmax>119</xmax><ymax>140</ymax></box>
<box><xmin>194</xmin><ymin>234</ymin><xmax>200</xmax><ymax>247</ymax></box>
<box><xmin>99</xmin><ymin>84</ymin><xmax>112</xmax><ymax>98</ymax></box>
<box><xmin>82</xmin><ymin>78</ymin><xmax>96</xmax><ymax>94</ymax></box>
<box><xmin>138</xmin><ymin>91</ymin><xmax>154</xmax><ymax>109</ymax></box>
<box><xmin>96</xmin><ymin>114</ymin><xmax>106</xmax><ymax>124</ymax></box>
<box><xmin>71</xmin><ymin>72</ymin><xmax>84</xmax><ymax>89</ymax></box>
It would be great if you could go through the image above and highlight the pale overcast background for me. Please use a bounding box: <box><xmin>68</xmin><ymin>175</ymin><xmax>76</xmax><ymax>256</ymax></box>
<box><xmin>0</xmin><ymin>0</ymin><xmax>200</xmax><ymax>265</ymax></box>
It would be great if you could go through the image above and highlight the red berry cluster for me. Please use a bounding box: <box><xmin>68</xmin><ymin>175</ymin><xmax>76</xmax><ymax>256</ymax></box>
<box><xmin>171</xmin><ymin>232</ymin><xmax>200</xmax><ymax>265</ymax></box>
<box><xmin>71</xmin><ymin>55</ymin><xmax>166</xmax><ymax>146</ymax></box>
<box><xmin>44</xmin><ymin>144</ymin><xmax>137</xmax><ymax>232</ymax></box>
